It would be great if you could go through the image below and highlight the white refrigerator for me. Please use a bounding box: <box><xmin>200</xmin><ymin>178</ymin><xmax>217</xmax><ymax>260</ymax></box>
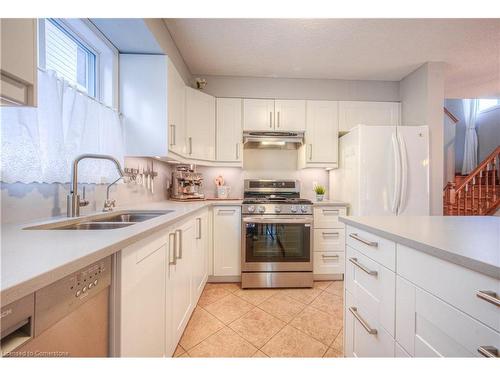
<box><xmin>331</xmin><ymin>125</ymin><xmax>430</xmax><ymax>216</ymax></box>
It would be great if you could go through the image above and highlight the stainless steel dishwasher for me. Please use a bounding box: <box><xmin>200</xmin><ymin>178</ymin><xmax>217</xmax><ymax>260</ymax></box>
<box><xmin>1</xmin><ymin>256</ymin><xmax>112</xmax><ymax>357</ymax></box>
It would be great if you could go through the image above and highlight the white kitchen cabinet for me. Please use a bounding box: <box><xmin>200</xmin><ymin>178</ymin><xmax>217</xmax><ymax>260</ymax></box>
<box><xmin>169</xmin><ymin>219</ymin><xmax>195</xmax><ymax>346</ymax></box>
<box><xmin>192</xmin><ymin>209</ymin><xmax>209</xmax><ymax>301</ymax></box>
<box><xmin>168</xmin><ymin>62</ymin><xmax>187</xmax><ymax>156</ymax></box>
<box><xmin>338</xmin><ymin>101</ymin><xmax>400</xmax><ymax>133</ymax></box>
<box><xmin>213</xmin><ymin>206</ymin><xmax>241</xmax><ymax>276</ymax></box>
<box><xmin>243</xmin><ymin>99</ymin><xmax>275</xmax><ymax>131</ymax></box>
<box><xmin>300</xmin><ymin>101</ymin><xmax>338</xmax><ymax>168</ymax></box>
<box><xmin>186</xmin><ymin>87</ymin><xmax>216</xmax><ymax>160</ymax></box>
<box><xmin>216</xmin><ymin>98</ymin><xmax>243</xmax><ymax>164</ymax></box>
<box><xmin>274</xmin><ymin>100</ymin><xmax>306</xmax><ymax>131</ymax></box>
<box><xmin>0</xmin><ymin>19</ymin><xmax>37</xmax><ymax>106</ymax></box>
<box><xmin>118</xmin><ymin>231</ymin><xmax>167</xmax><ymax>357</ymax></box>
<box><xmin>396</xmin><ymin>276</ymin><xmax>500</xmax><ymax>357</ymax></box>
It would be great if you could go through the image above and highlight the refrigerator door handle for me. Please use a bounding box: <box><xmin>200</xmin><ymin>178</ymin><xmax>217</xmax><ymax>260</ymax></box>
<box><xmin>397</xmin><ymin>132</ymin><xmax>408</xmax><ymax>215</ymax></box>
<box><xmin>391</xmin><ymin>133</ymin><xmax>402</xmax><ymax>214</ymax></box>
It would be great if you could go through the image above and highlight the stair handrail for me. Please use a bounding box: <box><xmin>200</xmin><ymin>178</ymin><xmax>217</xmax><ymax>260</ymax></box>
<box><xmin>454</xmin><ymin>146</ymin><xmax>500</xmax><ymax>192</ymax></box>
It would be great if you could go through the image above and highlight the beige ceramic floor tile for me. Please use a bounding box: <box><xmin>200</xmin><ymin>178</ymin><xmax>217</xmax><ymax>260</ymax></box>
<box><xmin>261</xmin><ymin>325</ymin><xmax>328</xmax><ymax>357</ymax></box>
<box><xmin>324</xmin><ymin>281</ymin><xmax>344</xmax><ymax>297</ymax></box>
<box><xmin>258</xmin><ymin>293</ymin><xmax>306</xmax><ymax>323</ymax></box>
<box><xmin>179</xmin><ymin>307</ymin><xmax>225</xmax><ymax>350</ymax></box>
<box><xmin>313</xmin><ymin>281</ymin><xmax>333</xmax><ymax>290</ymax></box>
<box><xmin>311</xmin><ymin>291</ymin><xmax>344</xmax><ymax>317</ymax></box>
<box><xmin>289</xmin><ymin>306</ymin><xmax>343</xmax><ymax>346</ymax></box>
<box><xmin>188</xmin><ymin>327</ymin><xmax>258</xmax><ymax>357</ymax></box>
<box><xmin>282</xmin><ymin>287</ymin><xmax>322</xmax><ymax>304</ymax></box>
<box><xmin>173</xmin><ymin>345</ymin><xmax>186</xmax><ymax>357</ymax></box>
<box><xmin>331</xmin><ymin>329</ymin><xmax>343</xmax><ymax>353</ymax></box>
<box><xmin>219</xmin><ymin>283</ymin><xmax>241</xmax><ymax>292</ymax></box>
<box><xmin>323</xmin><ymin>347</ymin><xmax>342</xmax><ymax>358</ymax></box>
<box><xmin>204</xmin><ymin>294</ymin><xmax>254</xmax><ymax>324</ymax></box>
<box><xmin>253</xmin><ymin>350</ymin><xmax>269</xmax><ymax>357</ymax></box>
<box><xmin>229</xmin><ymin>307</ymin><xmax>286</xmax><ymax>348</ymax></box>
<box><xmin>233</xmin><ymin>288</ymin><xmax>278</xmax><ymax>305</ymax></box>
<box><xmin>197</xmin><ymin>285</ymin><xmax>232</xmax><ymax>307</ymax></box>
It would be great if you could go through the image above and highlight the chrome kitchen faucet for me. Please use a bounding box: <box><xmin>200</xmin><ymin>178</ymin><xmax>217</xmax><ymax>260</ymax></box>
<box><xmin>67</xmin><ymin>154</ymin><xmax>125</xmax><ymax>217</ymax></box>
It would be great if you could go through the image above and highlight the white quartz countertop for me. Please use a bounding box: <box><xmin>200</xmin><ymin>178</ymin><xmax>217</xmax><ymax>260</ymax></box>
<box><xmin>339</xmin><ymin>216</ymin><xmax>500</xmax><ymax>280</ymax></box>
<box><xmin>1</xmin><ymin>199</ymin><xmax>242</xmax><ymax>306</ymax></box>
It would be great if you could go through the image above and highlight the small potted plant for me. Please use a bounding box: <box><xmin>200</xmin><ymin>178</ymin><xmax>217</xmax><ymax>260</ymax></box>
<box><xmin>314</xmin><ymin>184</ymin><xmax>326</xmax><ymax>201</ymax></box>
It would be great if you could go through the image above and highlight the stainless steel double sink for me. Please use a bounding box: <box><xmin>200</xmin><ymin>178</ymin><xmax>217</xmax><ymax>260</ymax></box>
<box><xmin>25</xmin><ymin>210</ymin><xmax>173</xmax><ymax>230</ymax></box>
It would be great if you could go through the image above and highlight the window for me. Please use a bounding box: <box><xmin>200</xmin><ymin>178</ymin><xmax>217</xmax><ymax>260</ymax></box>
<box><xmin>478</xmin><ymin>98</ymin><xmax>500</xmax><ymax>113</ymax></box>
<box><xmin>42</xmin><ymin>19</ymin><xmax>97</xmax><ymax>96</ymax></box>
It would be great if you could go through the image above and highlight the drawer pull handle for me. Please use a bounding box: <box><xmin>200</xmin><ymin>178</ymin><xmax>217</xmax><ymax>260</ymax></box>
<box><xmin>349</xmin><ymin>233</ymin><xmax>378</xmax><ymax>247</ymax></box>
<box><xmin>478</xmin><ymin>346</ymin><xmax>498</xmax><ymax>358</ymax></box>
<box><xmin>476</xmin><ymin>290</ymin><xmax>500</xmax><ymax>307</ymax></box>
<box><xmin>322</xmin><ymin>254</ymin><xmax>340</xmax><ymax>259</ymax></box>
<box><xmin>322</xmin><ymin>209</ymin><xmax>339</xmax><ymax>214</ymax></box>
<box><xmin>168</xmin><ymin>233</ymin><xmax>177</xmax><ymax>266</ymax></box>
<box><xmin>349</xmin><ymin>257</ymin><xmax>378</xmax><ymax>276</ymax></box>
<box><xmin>349</xmin><ymin>307</ymin><xmax>377</xmax><ymax>335</ymax></box>
<box><xmin>322</xmin><ymin>232</ymin><xmax>339</xmax><ymax>236</ymax></box>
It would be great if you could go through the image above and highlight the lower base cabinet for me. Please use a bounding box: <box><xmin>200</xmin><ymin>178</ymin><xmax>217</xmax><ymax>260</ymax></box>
<box><xmin>118</xmin><ymin>209</ymin><xmax>210</xmax><ymax>357</ymax></box>
<box><xmin>213</xmin><ymin>206</ymin><xmax>241</xmax><ymax>276</ymax></box>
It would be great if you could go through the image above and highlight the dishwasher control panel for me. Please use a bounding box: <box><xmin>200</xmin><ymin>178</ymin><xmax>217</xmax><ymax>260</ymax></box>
<box><xmin>34</xmin><ymin>256</ymin><xmax>112</xmax><ymax>336</ymax></box>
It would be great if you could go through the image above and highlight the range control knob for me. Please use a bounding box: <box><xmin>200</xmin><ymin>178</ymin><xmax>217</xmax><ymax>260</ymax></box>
<box><xmin>88</xmin><ymin>283</ymin><xmax>93</xmax><ymax>289</ymax></box>
<box><xmin>247</xmin><ymin>205</ymin><xmax>256</xmax><ymax>213</ymax></box>
<box><xmin>290</xmin><ymin>206</ymin><xmax>298</xmax><ymax>213</ymax></box>
<box><xmin>274</xmin><ymin>206</ymin><xmax>281</xmax><ymax>213</ymax></box>
<box><xmin>258</xmin><ymin>206</ymin><xmax>266</xmax><ymax>213</ymax></box>
<box><xmin>300</xmin><ymin>205</ymin><xmax>309</xmax><ymax>213</ymax></box>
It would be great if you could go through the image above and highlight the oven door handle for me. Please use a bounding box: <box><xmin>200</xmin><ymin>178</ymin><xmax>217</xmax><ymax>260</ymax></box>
<box><xmin>243</xmin><ymin>216</ymin><xmax>313</xmax><ymax>224</ymax></box>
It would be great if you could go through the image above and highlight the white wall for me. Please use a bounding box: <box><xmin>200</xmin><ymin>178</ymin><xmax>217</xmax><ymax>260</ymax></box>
<box><xmin>400</xmin><ymin>62</ymin><xmax>445</xmax><ymax>215</ymax></box>
<box><xmin>1</xmin><ymin>157</ymin><xmax>172</xmax><ymax>224</ymax></box>
<box><xmin>201</xmin><ymin>75</ymin><xmax>400</xmax><ymax>101</ymax></box>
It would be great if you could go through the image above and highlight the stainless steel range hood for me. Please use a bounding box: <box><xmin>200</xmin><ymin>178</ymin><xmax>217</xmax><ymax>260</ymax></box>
<box><xmin>243</xmin><ymin>131</ymin><xmax>304</xmax><ymax>150</ymax></box>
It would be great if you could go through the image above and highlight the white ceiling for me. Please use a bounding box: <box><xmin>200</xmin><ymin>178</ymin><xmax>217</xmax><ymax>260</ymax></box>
<box><xmin>164</xmin><ymin>19</ymin><xmax>500</xmax><ymax>94</ymax></box>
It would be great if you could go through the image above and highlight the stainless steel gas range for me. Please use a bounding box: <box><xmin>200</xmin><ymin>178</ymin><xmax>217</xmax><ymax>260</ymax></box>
<box><xmin>241</xmin><ymin>179</ymin><xmax>313</xmax><ymax>289</ymax></box>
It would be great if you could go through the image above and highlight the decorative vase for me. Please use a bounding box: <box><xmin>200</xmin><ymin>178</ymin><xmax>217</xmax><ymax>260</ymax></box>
<box><xmin>316</xmin><ymin>194</ymin><xmax>324</xmax><ymax>201</ymax></box>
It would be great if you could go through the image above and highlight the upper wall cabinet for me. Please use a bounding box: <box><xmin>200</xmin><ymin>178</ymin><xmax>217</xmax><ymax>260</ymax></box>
<box><xmin>274</xmin><ymin>100</ymin><xmax>306</xmax><ymax>131</ymax></box>
<box><xmin>338</xmin><ymin>101</ymin><xmax>400</xmax><ymax>132</ymax></box>
<box><xmin>186</xmin><ymin>87</ymin><xmax>216</xmax><ymax>161</ymax></box>
<box><xmin>299</xmin><ymin>100</ymin><xmax>339</xmax><ymax>168</ymax></box>
<box><xmin>216</xmin><ymin>98</ymin><xmax>243</xmax><ymax>165</ymax></box>
<box><xmin>168</xmin><ymin>61</ymin><xmax>187</xmax><ymax>156</ymax></box>
<box><xmin>243</xmin><ymin>99</ymin><xmax>306</xmax><ymax>132</ymax></box>
<box><xmin>0</xmin><ymin>19</ymin><xmax>37</xmax><ymax>107</ymax></box>
<box><xmin>242</xmin><ymin>99</ymin><xmax>275</xmax><ymax>131</ymax></box>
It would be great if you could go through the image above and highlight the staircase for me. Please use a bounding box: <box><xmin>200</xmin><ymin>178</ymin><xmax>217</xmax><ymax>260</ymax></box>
<box><xmin>444</xmin><ymin>146</ymin><xmax>500</xmax><ymax>216</ymax></box>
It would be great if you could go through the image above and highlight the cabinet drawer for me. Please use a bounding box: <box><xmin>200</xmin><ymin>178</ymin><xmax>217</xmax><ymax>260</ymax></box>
<box><xmin>313</xmin><ymin>228</ymin><xmax>345</xmax><ymax>252</ymax></box>
<box><xmin>344</xmin><ymin>290</ymin><xmax>395</xmax><ymax>357</ymax></box>
<box><xmin>396</xmin><ymin>276</ymin><xmax>500</xmax><ymax>357</ymax></box>
<box><xmin>397</xmin><ymin>244</ymin><xmax>500</xmax><ymax>333</ymax></box>
<box><xmin>313</xmin><ymin>207</ymin><xmax>346</xmax><ymax>229</ymax></box>
<box><xmin>345</xmin><ymin>246</ymin><xmax>396</xmax><ymax>336</ymax></box>
<box><xmin>313</xmin><ymin>251</ymin><xmax>344</xmax><ymax>275</ymax></box>
<box><xmin>346</xmin><ymin>225</ymin><xmax>396</xmax><ymax>271</ymax></box>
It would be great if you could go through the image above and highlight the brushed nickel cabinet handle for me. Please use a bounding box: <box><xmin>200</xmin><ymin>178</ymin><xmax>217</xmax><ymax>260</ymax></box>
<box><xmin>322</xmin><ymin>254</ymin><xmax>340</xmax><ymax>259</ymax></box>
<box><xmin>270</xmin><ymin>111</ymin><xmax>273</xmax><ymax>128</ymax></box>
<box><xmin>322</xmin><ymin>209</ymin><xmax>339</xmax><ymax>214</ymax></box>
<box><xmin>189</xmin><ymin>137</ymin><xmax>193</xmax><ymax>155</ymax></box>
<box><xmin>169</xmin><ymin>124</ymin><xmax>176</xmax><ymax>146</ymax></box>
<box><xmin>169</xmin><ymin>232</ymin><xmax>177</xmax><ymax>265</ymax></box>
<box><xmin>322</xmin><ymin>231</ymin><xmax>339</xmax><ymax>236</ymax></box>
<box><xmin>349</xmin><ymin>307</ymin><xmax>377</xmax><ymax>335</ymax></box>
<box><xmin>478</xmin><ymin>346</ymin><xmax>498</xmax><ymax>358</ymax></box>
<box><xmin>175</xmin><ymin>229</ymin><xmax>183</xmax><ymax>259</ymax></box>
<box><xmin>196</xmin><ymin>217</ymin><xmax>202</xmax><ymax>239</ymax></box>
<box><xmin>349</xmin><ymin>233</ymin><xmax>378</xmax><ymax>247</ymax></box>
<box><xmin>349</xmin><ymin>257</ymin><xmax>378</xmax><ymax>276</ymax></box>
<box><xmin>218</xmin><ymin>209</ymin><xmax>236</xmax><ymax>214</ymax></box>
<box><xmin>309</xmin><ymin>144</ymin><xmax>313</xmax><ymax>160</ymax></box>
<box><xmin>476</xmin><ymin>291</ymin><xmax>500</xmax><ymax>307</ymax></box>
<box><xmin>277</xmin><ymin>111</ymin><xmax>280</xmax><ymax>128</ymax></box>
<box><xmin>236</xmin><ymin>143</ymin><xmax>239</xmax><ymax>160</ymax></box>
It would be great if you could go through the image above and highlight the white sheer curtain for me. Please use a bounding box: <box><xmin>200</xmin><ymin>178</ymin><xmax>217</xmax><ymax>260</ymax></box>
<box><xmin>461</xmin><ymin>98</ymin><xmax>479</xmax><ymax>175</ymax></box>
<box><xmin>1</xmin><ymin>69</ymin><xmax>124</xmax><ymax>184</ymax></box>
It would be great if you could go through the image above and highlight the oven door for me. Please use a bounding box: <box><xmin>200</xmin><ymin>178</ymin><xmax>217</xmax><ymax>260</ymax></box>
<box><xmin>242</xmin><ymin>215</ymin><xmax>313</xmax><ymax>272</ymax></box>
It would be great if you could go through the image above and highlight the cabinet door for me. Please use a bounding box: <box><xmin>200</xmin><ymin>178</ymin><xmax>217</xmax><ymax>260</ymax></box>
<box><xmin>305</xmin><ymin>101</ymin><xmax>338</xmax><ymax>163</ymax></box>
<box><xmin>274</xmin><ymin>100</ymin><xmax>306</xmax><ymax>131</ymax></box>
<box><xmin>192</xmin><ymin>210</ymin><xmax>209</xmax><ymax>301</ymax></box>
<box><xmin>186</xmin><ymin>87</ymin><xmax>216</xmax><ymax>160</ymax></box>
<box><xmin>338</xmin><ymin>101</ymin><xmax>400</xmax><ymax>132</ymax></box>
<box><xmin>216</xmin><ymin>98</ymin><xmax>243</xmax><ymax>163</ymax></box>
<box><xmin>213</xmin><ymin>206</ymin><xmax>241</xmax><ymax>276</ymax></box>
<box><xmin>0</xmin><ymin>19</ymin><xmax>37</xmax><ymax>106</ymax></box>
<box><xmin>170</xmin><ymin>220</ymin><xmax>195</xmax><ymax>345</ymax></box>
<box><xmin>243</xmin><ymin>99</ymin><xmax>275</xmax><ymax>131</ymax></box>
<box><xmin>119</xmin><ymin>232</ymin><xmax>167</xmax><ymax>357</ymax></box>
<box><xmin>167</xmin><ymin>61</ymin><xmax>186</xmax><ymax>155</ymax></box>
